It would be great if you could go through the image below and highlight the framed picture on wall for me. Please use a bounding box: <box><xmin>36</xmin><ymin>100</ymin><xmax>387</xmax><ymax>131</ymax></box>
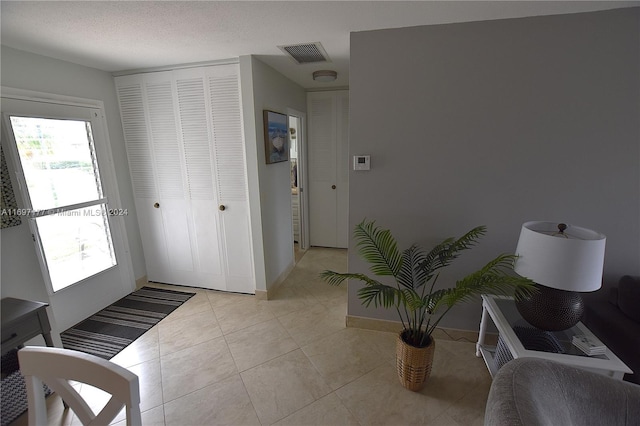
<box><xmin>264</xmin><ymin>110</ymin><xmax>289</xmax><ymax>164</ymax></box>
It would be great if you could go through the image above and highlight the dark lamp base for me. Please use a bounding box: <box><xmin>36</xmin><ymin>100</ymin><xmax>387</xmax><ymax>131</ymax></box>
<box><xmin>515</xmin><ymin>284</ymin><xmax>584</xmax><ymax>331</ymax></box>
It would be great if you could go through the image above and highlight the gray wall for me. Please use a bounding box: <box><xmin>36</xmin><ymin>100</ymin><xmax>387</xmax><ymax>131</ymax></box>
<box><xmin>241</xmin><ymin>56</ymin><xmax>307</xmax><ymax>291</ymax></box>
<box><xmin>348</xmin><ymin>8</ymin><xmax>640</xmax><ymax>330</ymax></box>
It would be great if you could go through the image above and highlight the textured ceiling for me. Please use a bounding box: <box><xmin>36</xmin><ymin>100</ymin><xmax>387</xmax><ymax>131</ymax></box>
<box><xmin>1</xmin><ymin>1</ymin><xmax>637</xmax><ymax>89</ymax></box>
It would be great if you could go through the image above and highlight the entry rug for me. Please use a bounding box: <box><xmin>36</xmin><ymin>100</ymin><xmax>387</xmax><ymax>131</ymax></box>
<box><xmin>61</xmin><ymin>286</ymin><xmax>195</xmax><ymax>360</ymax></box>
<box><xmin>1</xmin><ymin>349</ymin><xmax>52</xmax><ymax>426</ymax></box>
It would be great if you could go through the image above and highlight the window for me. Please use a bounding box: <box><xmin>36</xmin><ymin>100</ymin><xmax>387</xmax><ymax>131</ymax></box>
<box><xmin>7</xmin><ymin>115</ymin><xmax>117</xmax><ymax>291</ymax></box>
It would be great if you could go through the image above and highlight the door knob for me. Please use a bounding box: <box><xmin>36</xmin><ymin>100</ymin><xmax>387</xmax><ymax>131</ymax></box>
<box><xmin>331</xmin><ymin>185</ymin><xmax>336</xmax><ymax>190</ymax></box>
<box><xmin>153</xmin><ymin>202</ymin><xmax>160</xmax><ymax>208</ymax></box>
<box><xmin>219</xmin><ymin>205</ymin><xmax>226</xmax><ymax>211</ymax></box>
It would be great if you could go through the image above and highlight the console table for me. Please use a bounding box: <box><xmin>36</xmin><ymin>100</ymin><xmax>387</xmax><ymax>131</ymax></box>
<box><xmin>476</xmin><ymin>294</ymin><xmax>633</xmax><ymax>380</ymax></box>
<box><xmin>1</xmin><ymin>297</ymin><xmax>54</xmax><ymax>355</ymax></box>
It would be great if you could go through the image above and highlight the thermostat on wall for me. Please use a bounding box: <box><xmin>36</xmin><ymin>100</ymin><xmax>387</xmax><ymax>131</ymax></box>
<box><xmin>353</xmin><ymin>155</ymin><xmax>370</xmax><ymax>171</ymax></box>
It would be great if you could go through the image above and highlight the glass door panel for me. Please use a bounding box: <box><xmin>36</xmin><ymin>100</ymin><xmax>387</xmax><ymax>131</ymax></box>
<box><xmin>35</xmin><ymin>204</ymin><xmax>116</xmax><ymax>291</ymax></box>
<box><xmin>7</xmin><ymin>115</ymin><xmax>117</xmax><ymax>291</ymax></box>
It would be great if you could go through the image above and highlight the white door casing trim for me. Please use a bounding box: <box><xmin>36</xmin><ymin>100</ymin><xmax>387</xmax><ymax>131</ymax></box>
<box><xmin>287</xmin><ymin>108</ymin><xmax>309</xmax><ymax>251</ymax></box>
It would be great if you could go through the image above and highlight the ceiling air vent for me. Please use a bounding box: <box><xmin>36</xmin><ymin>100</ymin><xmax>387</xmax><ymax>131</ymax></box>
<box><xmin>278</xmin><ymin>42</ymin><xmax>331</xmax><ymax>64</ymax></box>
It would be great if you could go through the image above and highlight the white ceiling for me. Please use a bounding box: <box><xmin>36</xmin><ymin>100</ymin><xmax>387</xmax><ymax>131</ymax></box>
<box><xmin>2</xmin><ymin>1</ymin><xmax>637</xmax><ymax>89</ymax></box>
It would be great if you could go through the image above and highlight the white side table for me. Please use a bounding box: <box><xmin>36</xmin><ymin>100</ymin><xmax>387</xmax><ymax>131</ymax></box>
<box><xmin>476</xmin><ymin>294</ymin><xmax>633</xmax><ymax>380</ymax></box>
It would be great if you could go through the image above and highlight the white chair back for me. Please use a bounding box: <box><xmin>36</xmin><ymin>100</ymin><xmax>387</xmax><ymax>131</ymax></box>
<box><xmin>18</xmin><ymin>346</ymin><xmax>141</xmax><ymax>426</ymax></box>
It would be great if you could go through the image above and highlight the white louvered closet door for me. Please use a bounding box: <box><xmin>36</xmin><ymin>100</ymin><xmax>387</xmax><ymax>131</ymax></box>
<box><xmin>173</xmin><ymin>68</ymin><xmax>225</xmax><ymax>289</ymax></box>
<box><xmin>116</xmin><ymin>73</ymin><xmax>175</xmax><ymax>282</ymax></box>
<box><xmin>115</xmin><ymin>64</ymin><xmax>253</xmax><ymax>293</ymax></box>
<box><xmin>205</xmin><ymin>66</ymin><xmax>254</xmax><ymax>294</ymax></box>
<box><xmin>308</xmin><ymin>90</ymin><xmax>349</xmax><ymax>248</ymax></box>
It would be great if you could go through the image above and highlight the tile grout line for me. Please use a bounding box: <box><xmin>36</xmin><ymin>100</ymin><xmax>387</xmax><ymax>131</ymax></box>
<box><xmin>206</xmin><ymin>289</ymin><xmax>263</xmax><ymax>425</ymax></box>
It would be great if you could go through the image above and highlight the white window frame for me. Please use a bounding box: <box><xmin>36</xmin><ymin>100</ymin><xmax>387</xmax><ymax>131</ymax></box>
<box><xmin>1</xmin><ymin>86</ymin><xmax>134</xmax><ymax>296</ymax></box>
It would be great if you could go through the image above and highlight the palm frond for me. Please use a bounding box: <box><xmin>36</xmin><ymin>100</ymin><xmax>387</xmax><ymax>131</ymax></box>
<box><xmin>425</xmin><ymin>288</ymin><xmax>451</xmax><ymax>314</ymax></box>
<box><xmin>401</xmin><ymin>288</ymin><xmax>426</xmax><ymax>313</ymax></box>
<box><xmin>514</xmin><ymin>283</ymin><xmax>539</xmax><ymax>301</ymax></box>
<box><xmin>354</xmin><ymin>220</ymin><xmax>402</xmax><ymax>277</ymax></box>
<box><xmin>418</xmin><ymin>237</ymin><xmax>455</xmax><ymax>279</ymax></box>
<box><xmin>438</xmin><ymin>254</ymin><xmax>536</xmax><ymax>309</ymax></box>
<box><xmin>357</xmin><ymin>282</ymin><xmax>403</xmax><ymax>309</ymax></box>
<box><xmin>397</xmin><ymin>245</ymin><xmax>429</xmax><ymax>289</ymax></box>
<box><xmin>419</xmin><ymin>226</ymin><xmax>487</xmax><ymax>276</ymax></box>
<box><xmin>319</xmin><ymin>271</ymin><xmax>383</xmax><ymax>287</ymax></box>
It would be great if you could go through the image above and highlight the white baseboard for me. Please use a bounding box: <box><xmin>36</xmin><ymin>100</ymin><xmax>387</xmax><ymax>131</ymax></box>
<box><xmin>346</xmin><ymin>314</ymin><xmax>498</xmax><ymax>344</ymax></box>
<box><xmin>257</xmin><ymin>261</ymin><xmax>295</xmax><ymax>300</ymax></box>
<box><xmin>135</xmin><ymin>275</ymin><xmax>148</xmax><ymax>290</ymax></box>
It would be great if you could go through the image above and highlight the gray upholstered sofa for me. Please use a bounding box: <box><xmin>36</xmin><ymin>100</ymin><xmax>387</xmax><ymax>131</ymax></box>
<box><xmin>484</xmin><ymin>358</ymin><xmax>640</xmax><ymax>426</ymax></box>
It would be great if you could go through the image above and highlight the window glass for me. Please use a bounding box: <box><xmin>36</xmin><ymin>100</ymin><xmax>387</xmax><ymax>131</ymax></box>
<box><xmin>10</xmin><ymin>117</ymin><xmax>103</xmax><ymax>210</ymax></box>
<box><xmin>36</xmin><ymin>204</ymin><xmax>116</xmax><ymax>291</ymax></box>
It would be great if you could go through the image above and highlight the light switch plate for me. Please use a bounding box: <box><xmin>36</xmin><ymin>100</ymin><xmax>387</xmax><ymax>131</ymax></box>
<box><xmin>353</xmin><ymin>155</ymin><xmax>370</xmax><ymax>170</ymax></box>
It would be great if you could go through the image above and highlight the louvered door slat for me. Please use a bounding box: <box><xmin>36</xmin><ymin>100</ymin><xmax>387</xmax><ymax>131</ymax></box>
<box><xmin>209</xmin><ymin>73</ymin><xmax>247</xmax><ymax>202</ymax></box>
<box><xmin>176</xmin><ymin>78</ymin><xmax>214</xmax><ymax>200</ymax></box>
<box><xmin>146</xmin><ymin>81</ymin><xmax>184</xmax><ymax>199</ymax></box>
<box><xmin>116</xmin><ymin>84</ymin><xmax>157</xmax><ymax>199</ymax></box>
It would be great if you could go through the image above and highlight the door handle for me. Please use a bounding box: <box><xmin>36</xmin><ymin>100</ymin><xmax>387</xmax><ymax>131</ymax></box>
<box><xmin>331</xmin><ymin>185</ymin><xmax>336</xmax><ymax>190</ymax></box>
<box><xmin>219</xmin><ymin>205</ymin><xmax>226</xmax><ymax>211</ymax></box>
<box><xmin>153</xmin><ymin>202</ymin><xmax>160</xmax><ymax>208</ymax></box>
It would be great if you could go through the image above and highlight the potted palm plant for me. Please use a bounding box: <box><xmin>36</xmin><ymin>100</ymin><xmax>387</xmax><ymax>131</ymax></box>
<box><xmin>320</xmin><ymin>219</ymin><xmax>536</xmax><ymax>391</ymax></box>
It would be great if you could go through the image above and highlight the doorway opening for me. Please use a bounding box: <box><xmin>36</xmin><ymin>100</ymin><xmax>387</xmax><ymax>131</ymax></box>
<box><xmin>288</xmin><ymin>110</ymin><xmax>308</xmax><ymax>261</ymax></box>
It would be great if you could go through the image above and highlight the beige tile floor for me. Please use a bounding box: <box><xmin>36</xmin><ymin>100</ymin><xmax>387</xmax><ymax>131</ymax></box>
<box><xmin>13</xmin><ymin>247</ymin><xmax>491</xmax><ymax>426</ymax></box>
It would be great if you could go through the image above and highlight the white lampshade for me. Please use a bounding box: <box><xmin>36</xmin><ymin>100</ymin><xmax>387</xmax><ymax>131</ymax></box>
<box><xmin>514</xmin><ymin>221</ymin><xmax>606</xmax><ymax>292</ymax></box>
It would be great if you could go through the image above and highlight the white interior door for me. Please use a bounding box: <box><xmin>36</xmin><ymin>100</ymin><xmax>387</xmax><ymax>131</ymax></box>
<box><xmin>309</xmin><ymin>92</ymin><xmax>337</xmax><ymax>247</ymax></box>
<box><xmin>205</xmin><ymin>65</ymin><xmax>254</xmax><ymax>293</ymax></box>
<box><xmin>174</xmin><ymin>70</ymin><xmax>226</xmax><ymax>289</ymax></box>
<box><xmin>308</xmin><ymin>91</ymin><xmax>349</xmax><ymax>248</ymax></box>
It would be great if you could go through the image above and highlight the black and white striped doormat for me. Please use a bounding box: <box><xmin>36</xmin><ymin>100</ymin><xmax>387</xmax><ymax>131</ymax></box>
<box><xmin>61</xmin><ymin>286</ymin><xmax>195</xmax><ymax>359</ymax></box>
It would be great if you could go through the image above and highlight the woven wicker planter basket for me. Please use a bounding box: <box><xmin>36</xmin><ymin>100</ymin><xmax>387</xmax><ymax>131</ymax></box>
<box><xmin>396</xmin><ymin>332</ymin><xmax>436</xmax><ymax>391</ymax></box>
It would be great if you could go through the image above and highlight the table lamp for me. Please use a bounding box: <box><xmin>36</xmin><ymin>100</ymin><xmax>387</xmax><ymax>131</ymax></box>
<box><xmin>513</xmin><ymin>221</ymin><xmax>606</xmax><ymax>331</ymax></box>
